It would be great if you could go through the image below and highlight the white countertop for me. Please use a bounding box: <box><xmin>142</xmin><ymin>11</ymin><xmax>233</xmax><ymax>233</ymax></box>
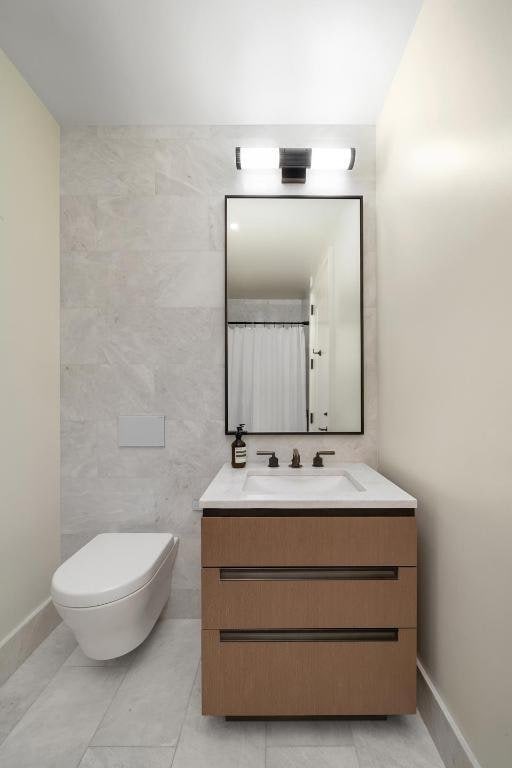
<box><xmin>199</xmin><ymin>462</ymin><xmax>417</xmax><ymax>509</ymax></box>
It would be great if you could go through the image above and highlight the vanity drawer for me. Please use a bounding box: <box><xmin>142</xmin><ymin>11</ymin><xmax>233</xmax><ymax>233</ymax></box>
<box><xmin>202</xmin><ymin>628</ymin><xmax>416</xmax><ymax>716</ymax></box>
<box><xmin>202</xmin><ymin>566</ymin><xmax>416</xmax><ymax>629</ymax></box>
<box><xmin>201</xmin><ymin>515</ymin><xmax>417</xmax><ymax>567</ymax></box>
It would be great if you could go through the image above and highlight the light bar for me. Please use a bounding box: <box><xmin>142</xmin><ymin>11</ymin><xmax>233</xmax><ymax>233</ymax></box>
<box><xmin>235</xmin><ymin>147</ymin><xmax>279</xmax><ymax>170</ymax></box>
<box><xmin>310</xmin><ymin>147</ymin><xmax>355</xmax><ymax>171</ymax></box>
<box><xmin>235</xmin><ymin>146</ymin><xmax>355</xmax><ymax>182</ymax></box>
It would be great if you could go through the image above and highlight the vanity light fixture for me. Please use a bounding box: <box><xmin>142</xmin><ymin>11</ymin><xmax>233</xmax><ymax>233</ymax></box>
<box><xmin>236</xmin><ymin>147</ymin><xmax>280</xmax><ymax>171</ymax></box>
<box><xmin>235</xmin><ymin>146</ymin><xmax>355</xmax><ymax>183</ymax></box>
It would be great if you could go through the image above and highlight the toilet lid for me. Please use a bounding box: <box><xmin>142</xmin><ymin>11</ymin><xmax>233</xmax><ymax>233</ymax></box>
<box><xmin>51</xmin><ymin>533</ymin><xmax>177</xmax><ymax>608</ymax></box>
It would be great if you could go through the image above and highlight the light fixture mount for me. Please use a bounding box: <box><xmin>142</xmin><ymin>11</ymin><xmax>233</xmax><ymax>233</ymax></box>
<box><xmin>279</xmin><ymin>148</ymin><xmax>311</xmax><ymax>183</ymax></box>
<box><xmin>235</xmin><ymin>146</ymin><xmax>355</xmax><ymax>183</ymax></box>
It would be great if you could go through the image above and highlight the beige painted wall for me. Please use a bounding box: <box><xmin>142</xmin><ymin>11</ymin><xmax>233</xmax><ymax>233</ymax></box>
<box><xmin>377</xmin><ymin>1</ymin><xmax>512</xmax><ymax>766</ymax></box>
<box><xmin>0</xmin><ymin>49</ymin><xmax>60</xmax><ymax>645</ymax></box>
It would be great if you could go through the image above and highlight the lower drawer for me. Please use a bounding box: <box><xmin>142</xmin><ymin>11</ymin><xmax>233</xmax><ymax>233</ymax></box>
<box><xmin>202</xmin><ymin>567</ymin><xmax>416</xmax><ymax>629</ymax></box>
<box><xmin>202</xmin><ymin>628</ymin><xmax>417</xmax><ymax>716</ymax></box>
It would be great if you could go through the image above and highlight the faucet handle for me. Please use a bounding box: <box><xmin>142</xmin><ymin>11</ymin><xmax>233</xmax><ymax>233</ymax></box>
<box><xmin>257</xmin><ymin>450</ymin><xmax>279</xmax><ymax>468</ymax></box>
<box><xmin>313</xmin><ymin>450</ymin><xmax>335</xmax><ymax>468</ymax></box>
<box><xmin>289</xmin><ymin>448</ymin><xmax>302</xmax><ymax>468</ymax></box>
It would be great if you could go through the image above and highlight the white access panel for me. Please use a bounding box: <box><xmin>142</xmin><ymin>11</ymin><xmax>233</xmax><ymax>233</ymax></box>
<box><xmin>118</xmin><ymin>415</ymin><xmax>165</xmax><ymax>447</ymax></box>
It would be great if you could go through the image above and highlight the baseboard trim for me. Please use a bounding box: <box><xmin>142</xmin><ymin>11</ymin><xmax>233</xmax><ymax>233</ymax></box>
<box><xmin>0</xmin><ymin>598</ymin><xmax>60</xmax><ymax>687</ymax></box>
<box><xmin>417</xmin><ymin>658</ymin><xmax>483</xmax><ymax>768</ymax></box>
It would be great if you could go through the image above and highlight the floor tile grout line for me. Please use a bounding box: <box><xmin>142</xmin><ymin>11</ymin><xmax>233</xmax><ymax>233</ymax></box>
<box><xmin>82</xmin><ymin>663</ymin><xmax>132</xmax><ymax>762</ymax></box>
<box><xmin>352</xmin><ymin>743</ymin><xmax>362</xmax><ymax>768</ymax></box>
<box><xmin>265</xmin><ymin>720</ymin><xmax>356</xmax><ymax>752</ymax></box>
<box><xmin>266</xmin><ymin>742</ymin><xmax>355</xmax><ymax>748</ymax></box>
<box><xmin>169</xmin><ymin>658</ymin><xmax>201</xmax><ymax>766</ymax></box>
<box><xmin>1</xmin><ymin>656</ymin><xmax>130</xmax><ymax>765</ymax></box>
<box><xmin>77</xmin><ymin>744</ymin><xmax>176</xmax><ymax>768</ymax></box>
<box><xmin>65</xmin><ymin>664</ymin><xmax>123</xmax><ymax>668</ymax></box>
<box><xmin>0</xmin><ymin>629</ymin><xmax>78</xmax><ymax>748</ymax></box>
<box><xmin>167</xmin><ymin>743</ymin><xmax>177</xmax><ymax>768</ymax></box>
<box><xmin>353</xmin><ymin>744</ymin><xmax>365</xmax><ymax>768</ymax></box>
<box><xmin>83</xmin><ymin>745</ymin><xmax>176</xmax><ymax>750</ymax></box>
<box><xmin>265</xmin><ymin>744</ymin><xmax>362</xmax><ymax>767</ymax></box>
<box><xmin>76</xmin><ymin>620</ymin><xmax>200</xmax><ymax>756</ymax></box>
<box><xmin>349</xmin><ymin>719</ymin><xmax>357</xmax><ymax>752</ymax></box>
<box><xmin>267</xmin><ymin>745</ymin><xmax>359</xmax><ymax>749</ymax></box>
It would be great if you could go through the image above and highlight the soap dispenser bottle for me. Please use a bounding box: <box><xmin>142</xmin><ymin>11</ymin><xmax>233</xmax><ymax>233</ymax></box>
<box><xmin>231</xmin><ymin>424</ymin><xmax>247</xmax><ymax>468</ymax></box>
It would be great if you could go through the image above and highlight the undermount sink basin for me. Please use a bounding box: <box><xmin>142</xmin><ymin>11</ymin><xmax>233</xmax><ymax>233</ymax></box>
<box><xmin>242</xmin><ymin>470</ymin><xmax>364</xmax><ymax>498</ymax></box>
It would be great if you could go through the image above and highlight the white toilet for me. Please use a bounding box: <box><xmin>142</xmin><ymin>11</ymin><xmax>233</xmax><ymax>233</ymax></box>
<box><xmin>51</xmin><ymin>532</ymin><xmax>178</xmax><ymax>660</ymax></box>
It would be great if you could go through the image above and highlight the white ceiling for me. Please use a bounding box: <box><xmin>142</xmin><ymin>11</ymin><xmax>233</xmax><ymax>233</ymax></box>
<box><xmin>0</xmin><ymin>0</ymin><xmax>422</xmax><ymax>125</ymax></box>
<box><xmin>227</xmin><ymin>198</ymin><xmax>356</xmax><ymax>299</ymax></box>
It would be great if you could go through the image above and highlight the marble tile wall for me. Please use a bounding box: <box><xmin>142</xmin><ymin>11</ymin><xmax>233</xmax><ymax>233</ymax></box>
<box><xmin>60</xmin><ymin>124</ymin><xmax>377</xmax><ymax>616</ymax></box>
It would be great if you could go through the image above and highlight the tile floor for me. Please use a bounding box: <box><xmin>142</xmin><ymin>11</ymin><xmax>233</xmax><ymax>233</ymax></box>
<box><xmin>0</xmin><ymin>619</ymin><xmax>444</xmax><ymax>768</ymax></box>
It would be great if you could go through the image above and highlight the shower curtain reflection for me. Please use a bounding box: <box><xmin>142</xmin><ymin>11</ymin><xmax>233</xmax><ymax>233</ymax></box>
<box><xmin>228</xmin><ymin>324</ymin><xmax>307</xmax><ymax>432</ymax></box>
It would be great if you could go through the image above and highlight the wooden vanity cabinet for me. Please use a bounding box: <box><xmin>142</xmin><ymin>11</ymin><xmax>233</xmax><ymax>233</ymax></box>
<box><xmin>201</xmin><ymin>509</ymin><xmax>417</xmax><ymax>717</ymax></box>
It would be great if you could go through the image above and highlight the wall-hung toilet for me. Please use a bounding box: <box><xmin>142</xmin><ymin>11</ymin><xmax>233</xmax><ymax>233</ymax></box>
<box><xmin>51</xmin><ymin>532</ymin><xmax>178</xmax><ymax>660</ymax></box>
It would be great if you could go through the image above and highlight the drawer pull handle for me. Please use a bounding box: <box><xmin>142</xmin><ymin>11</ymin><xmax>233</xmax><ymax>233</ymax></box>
<box><xmin>220</xmin><ymin>629</ymin><xmax>398</xmax><ymax>643</ymax></box>
<box><xmin>220</xmin><ymin>567</ymin><xmax>398</xmax><ymax>581</ymax></box>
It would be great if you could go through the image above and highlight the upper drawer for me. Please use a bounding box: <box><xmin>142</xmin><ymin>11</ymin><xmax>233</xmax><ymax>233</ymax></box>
<box><xmin>201</xmin><ymin>515</ymin><xmax>417</xmax><ymax>567</ymax></box>
<box><xmin>202</xmin><ymin>566</ymin><xmax>416</xmax><ymax>629</ymax></box>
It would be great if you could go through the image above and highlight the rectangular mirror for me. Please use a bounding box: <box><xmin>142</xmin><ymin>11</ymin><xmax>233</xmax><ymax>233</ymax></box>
<box><xmin>225</xmin><ymin>196</ymin><xmax>363</xmax><ymax>434</ymax></box>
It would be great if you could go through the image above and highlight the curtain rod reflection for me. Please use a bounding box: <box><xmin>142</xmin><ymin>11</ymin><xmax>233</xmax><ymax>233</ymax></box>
<box><xmin>228</xmin><ymin>321</ymin><xmax>309</xmax><ymax>326</ymax></box>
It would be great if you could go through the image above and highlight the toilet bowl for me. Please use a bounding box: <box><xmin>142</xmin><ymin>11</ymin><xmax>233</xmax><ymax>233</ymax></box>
<box><xmin>51</xmin><ymin>532</ymin><xmax>178</xmax><ymax>660</ymax></box>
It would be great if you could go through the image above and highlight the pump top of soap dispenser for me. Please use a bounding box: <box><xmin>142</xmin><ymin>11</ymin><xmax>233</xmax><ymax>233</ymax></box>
<box><xmin>235</xmin><ymin>424</ymin><xmax>245</xmax><ymax>439</ymax></box>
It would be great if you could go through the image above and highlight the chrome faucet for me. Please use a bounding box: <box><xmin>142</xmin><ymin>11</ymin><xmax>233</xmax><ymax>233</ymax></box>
<box><xmin>289</xmin><ymin>448</ymin><xmax>302</xmax><ymax>468</ymax></box>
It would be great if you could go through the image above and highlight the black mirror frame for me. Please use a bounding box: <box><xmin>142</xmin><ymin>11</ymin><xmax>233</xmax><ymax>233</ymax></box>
<box><xmin>224</xmin><ymin>195</ymin><xmax>364</xmax><ymax>436</ymax></box>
